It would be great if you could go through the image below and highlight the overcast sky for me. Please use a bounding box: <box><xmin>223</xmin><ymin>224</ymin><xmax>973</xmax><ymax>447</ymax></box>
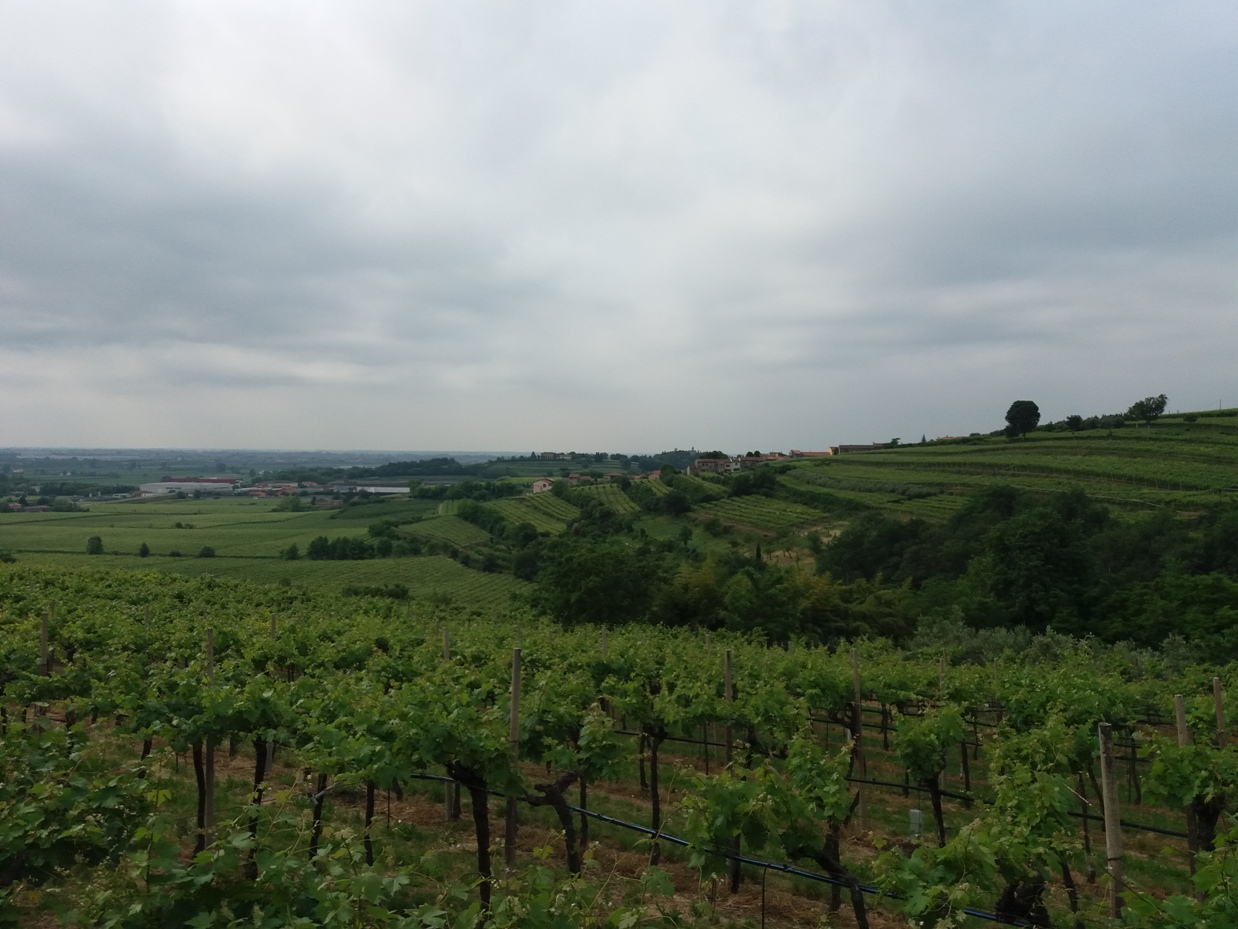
<box><xmin>2</xmin><ymin>2</ymin><xmax>1235</xmax><ymax>453</ymax></box>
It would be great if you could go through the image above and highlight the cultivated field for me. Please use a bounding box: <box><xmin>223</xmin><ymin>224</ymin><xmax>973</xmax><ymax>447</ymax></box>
<box><xmin>0</xmin><ymin>496</ymin><xmax>528</xmax><ymax>613</ymax></box>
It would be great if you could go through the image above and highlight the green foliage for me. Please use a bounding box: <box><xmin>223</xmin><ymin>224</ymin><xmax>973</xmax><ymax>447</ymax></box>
<box><xmin>0</xmin><ymin>720</ymin><xmax>149</xmax><ymax>899</ymax></box>
<box><xmin>306</xmin><ymin>535</ymin><xmax>376</xmax><ymax>560</ymax></box>
<box><xmin>86</xmin><ymin>535</ymin><xmax>103</xmax><ymax>555</ymax></box>
<box><xmin>976</xmin><ymin>507</ymin><xmax>1094</xmax><ymax>630</ymax></box>
<box><xmin>1005</xmin><ymin>400</ymin><xmax>1041</xmax><ymax>438</ymax></box>
<box><xmin>1123</xmin><ymin>819</ymin><xmax>1238</xmax><ymax>928</ymax></box>
<box><xmin>648</xmin><ymin>557</ymin><xmax>912</xmax><ymax>643</ymax></box>
<box><xmin>894</xmin><ymin>705</ymin><xmax>966</xmax><ymax>784</ymax></box>
<box><xmin>1127</xmin><ymin>393</ymin><xmax>1169</xmax><ymax>425</ymax></box>
<box><xmin>531</xmin><ymin>538</ymin><xmax>666</xmax><ymax>626</ymax></box>
<box><xmin>340</xmin><ymin>582</ymin><xmax>409</xmax><ymax>600</ymax></box>
<box><xmin>878</xmin><ymin>820</ymin><xmax>996</xmax><ymax>927</ymax></box>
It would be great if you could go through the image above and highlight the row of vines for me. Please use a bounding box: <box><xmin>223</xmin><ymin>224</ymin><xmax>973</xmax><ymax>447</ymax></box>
<box><xmin>3</xmin><ymin>566</ymin><xmax>1238</xmax><ymax>927</ymax></box>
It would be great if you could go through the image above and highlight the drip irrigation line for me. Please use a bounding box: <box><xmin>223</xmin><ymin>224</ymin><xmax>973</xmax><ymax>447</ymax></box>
<box><xmin>842</xmin><ymin>775</ymin><xmax>1188</xmax><ymax>838</ymax></box>
<box><xmin>395</xmin><ymin>771</ymin><xmax>1040</xmax><ymax>927</ymax></box>
<box><xmin>387</xmin><ymin>737</ymin><xmax>1183</xmax><ymax>841</ymax></box>
<box><xmin>612</xmin><ymin>728</ymin><xmax>731</xmax><ymax>750</ymax></box>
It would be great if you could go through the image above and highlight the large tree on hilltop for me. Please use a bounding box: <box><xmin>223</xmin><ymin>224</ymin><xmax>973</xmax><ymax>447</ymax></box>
<box><xmin>1127</xmin><ymin>394</ymin><xmax>1168</xmax><ymax>426</ymax></box>
<box><xmin>1004</xmin><ymin>400</ymin><xmax>1041</xmax><ymax>438</ymax></box>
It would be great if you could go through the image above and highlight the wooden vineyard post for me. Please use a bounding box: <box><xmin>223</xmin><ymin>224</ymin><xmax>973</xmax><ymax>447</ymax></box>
<box><xmin>1176</xmin><ymin>694</ymin><xmax>1199</xmax><ymax>864</ymax></box>
<box><xmin>40</xmin><ymin>603</ymin><xmax>52</xmax><ymax>676</ymax></box>
<box><xmin>724</xmin><ymin>649</ymin><xmax>734</xmax><ymax>767</ymax></box>
<box><xmin>267</xmin><ymin>615</ymin><xmax>277</xmax><ymax>767</ymax></box>
<box><xmin>1098</xmin><ymin>722</ymin><xmax>1124</xmax><ymax>917</ymax></box>
<box><xmin>205</xmin><ymin>628</ymin><xmax>216</xmax><ymax>848</ymax></box>
<box><xmin>34</xmin><ymin>602</ymin><xmax>53</xmax><ymax>720</ymax></box>
<box><xmin>443</xmin><ymin>626</ymin><xmax>457</xmax><ymax>821</ymax></box>
<box><xmin>852</xmin><ymin>647</ymin><xmax>867</xmax><ymax>831</ymax></box>
<box><xmin>939</xmin><ymin>655</ymin><xmax>948</xmax><ymax>793</ymax></box>
<box><xmin>505</xmin><ymin>647</ymin><xmax>522</xmax><ymax>868</ymax></box>
<box><xmin>725</xmin><ymin>649</ymin><xmax>740</xmax><ymax>893</ymax></box>
<box><xmin>1215</xmin><ymin>677</ymin><xmax>1226</xmax><ymax>748</ymax></box>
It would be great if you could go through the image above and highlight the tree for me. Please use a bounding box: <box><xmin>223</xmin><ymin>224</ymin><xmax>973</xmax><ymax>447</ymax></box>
<box><xmin>1065</xmin><ymin>415</ymin><xmax>1083</xmax><ymax>432</ymax></box>
<box><xmin>1004</xmin><ymin>400</ymin><xmax>1041</xmax><ymax>438</ymax></box>
<box><xmin>531</xmin><ymin>538</ymin><xmax>665</xmax><ymax>626</ymax></box>
<box><xmin>1127</xmin><ymin>393</ymin><xmax>1168</xmax><ymax>426</ymax></box>
<box><xmin>86</xmin><ymin>535</ymin><xmax>103</xmax><ymax>555</ymax></box>
<box><xmin>978</xmin><ymin>508</ymin><xmax>1094</xmax><ymax>630</ymax></box>
<box><xmin>138</xmin><ymin>542</ymin><xmax>150</xmax><ymax>558</ymax></box>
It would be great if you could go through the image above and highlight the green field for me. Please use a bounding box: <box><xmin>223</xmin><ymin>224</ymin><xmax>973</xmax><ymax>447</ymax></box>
<box><xmin>0</xmin><ymin>496</ymin><xmax>528</xmax><ymax>613</ymax></box>
<box><xmin>405</xmin><ymin>514</ymin><xmax>493</xmax><ymax>547</ymax></box>
<box><xmin>0</xmin><ymin>497</ymin><xmax>334</xmax><ymax>559</ymax></box>
<box><xmin>696</xmin><ymin>496</ymin><xmax>825</xmax><ymax>532</ymax></box>
<box><xmin>12</xmin><ymin>551</ymin><xmax>529</xmax><ymax>612</ymax></box>
<box><xmin>781</xmin><ymin>419</ymin><xmax>1238</xmax><ymax>520</ymax></box>
<box><xmin>571</xmin><ymin>482</ymin><xmax>641</xmax><ymax>514</ymax></box>
<box><xmin>640</xmin><ymin>477</ymin><xmax>671</xmax><ymax>496</ymax></box>
<box><xmin>486</xmin><ymin>493</ymin><xmax>580</xmax><ymax>532</ymax></box>
<box><xmin>4</xmin><ymin>414</ymin><xmax>1236</xmax><ymax>619</ymax></box>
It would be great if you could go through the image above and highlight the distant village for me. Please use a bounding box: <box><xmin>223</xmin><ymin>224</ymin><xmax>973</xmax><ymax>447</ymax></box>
<box><xmin>5</xmin><ymin>445</ymin><xmax>885</xmax><ymax>510</ymax></box>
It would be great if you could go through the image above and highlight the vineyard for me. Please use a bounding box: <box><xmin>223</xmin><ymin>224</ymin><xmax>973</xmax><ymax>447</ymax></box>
<box><xmin>789</xmin><ymin>424</ymin><xmax>1238</xmax><ymax>519</ymax></box>
<box><xmin>4</xmin><ymin>565</ymin><xmax>1238</xmax><ymax>928</ymax></box>
<box><xmin>571</xmin><ymin>484</ymin><xmax>642</xmax><ymax>515</ymax></box>
<box><xmin>405</xmin><ymin>515</ymin><xmax>494</xmax><ymax>548</ymax></box>
<box><xmin>0</xmin><ymin>498</ymin><xmax>328</xmax><ymax>559</ymax></box>
<box><xmin>696</xmin><ymin>497</ymin><xmax>825</xmax><ymax>533</ymax></box>
<box><xmin>486</xmin><ymin>494</ymin><xmax>581</xmax><ymax>532</ymax></box>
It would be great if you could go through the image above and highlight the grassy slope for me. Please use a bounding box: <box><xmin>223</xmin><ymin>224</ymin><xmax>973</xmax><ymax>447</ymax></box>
<box><xmin>781</xmin><ymin>416</ymin><xmax>1238</xmax><ymax>521</ymax></box>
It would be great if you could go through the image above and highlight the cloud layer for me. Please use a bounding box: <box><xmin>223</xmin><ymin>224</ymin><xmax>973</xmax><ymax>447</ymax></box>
<box><xmin>2</xmin><ymin>1</ymin><xmax>1236</xmax><ymax>451</ymax></box>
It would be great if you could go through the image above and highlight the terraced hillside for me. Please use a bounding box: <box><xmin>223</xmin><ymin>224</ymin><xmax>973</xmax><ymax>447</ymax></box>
<box><xmin>780</xmin><ymin>417</ymin><xmax>1238</xmax><ymax>520</ymax></box>
<box><xmin>485</xmin><ymin>492</ymin><xmax>580</xmax><ymax>532</ymax></box>
<box><xmin>571</xmin><ymin>482</ymin><xmax>641</xmax><ymax>514</ymax></box>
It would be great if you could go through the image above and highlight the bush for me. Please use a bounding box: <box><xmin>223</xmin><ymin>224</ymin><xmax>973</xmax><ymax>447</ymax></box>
<box><xmin>86</xmin><ymin>536</ymin><xmax>103</xmax><ymax>555</ymax></box>
<box><xmin>138</xmin><ymin>542</ymin><xmax>150</xmax><ymax>558</ymax></box>
<box><xmin>306</xmin><ymin>535</ymin><xmax>375</xmax><ymax>560</ymax></box>
<box><xmin>340</xmin><ymin>583</ymin><xmax>409</xmax><ymax>600</ymax></box>
<box><xmin>197</xmin><ymin>546</ymin><xmax>216</xmax><ymax>558</ymax></box>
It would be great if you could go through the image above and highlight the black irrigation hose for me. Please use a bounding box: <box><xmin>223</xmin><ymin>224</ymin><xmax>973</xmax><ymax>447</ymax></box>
<box><xmin>277</xmin><ymin>730</ymin><xmax>1184</xmax><ymax>841</ymax></box>
<box><xmin>613</xmin><ymin>728</ymin><xmax>731</xmax><ymax>750</ymax></box>
<box><xmin>397</xmin><ymin>771</ymin><xmax>1039</xmax><ymax>927</ymax></box>
<box><xmin>844</xmin><ymin>775</ymin><xmax>1189</xmax><ymax>839</ymax></box>
<box><xmin>599</xmin><ymin>725</ymin><xmax>1184</xmax><ymax>839</ymax></box>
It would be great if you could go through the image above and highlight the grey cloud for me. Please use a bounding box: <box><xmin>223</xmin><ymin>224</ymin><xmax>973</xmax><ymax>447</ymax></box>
<box><xmin>1</xmin><ymin>1</ymin><xmax>1236</xmax><ymax>450</ymax></box>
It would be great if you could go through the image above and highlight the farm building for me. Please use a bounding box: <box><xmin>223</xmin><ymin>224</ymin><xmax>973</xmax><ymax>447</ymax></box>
<box><xmin>138</xmin><ymin>478</ymin><xmax>239</xmax><ymax>495</ymax></box>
